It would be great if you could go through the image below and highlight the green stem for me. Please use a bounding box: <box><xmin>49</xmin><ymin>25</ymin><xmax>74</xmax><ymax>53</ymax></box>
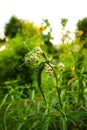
<box><xmin>63</xmin><ymin>119</ymin><xmax>67</xmax><ymax>130</ymax></box>
<box><xmin>47</xmin><ymin>62</ymin><xmax>62</xmax><ymax>109</ymax></box>
<box><xmin>41</xmin><ymin>51</ymin><xmax>62</xmax><ymax>108</ymax></box>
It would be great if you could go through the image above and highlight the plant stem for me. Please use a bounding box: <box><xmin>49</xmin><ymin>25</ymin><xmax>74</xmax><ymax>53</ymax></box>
<box><xmin>47</xmin><ymin>62</ymin><xmax>62</xmax><ymax>109</ymax></box>
<box><xmin>63</xmin><ymin>119</ymin><xmax>67</xmax><ymax>130</ymax></box>
<box><xmin>41</xmin><ymin>51</ymin><xmax>62</xmax><ymax>108</ymax></box>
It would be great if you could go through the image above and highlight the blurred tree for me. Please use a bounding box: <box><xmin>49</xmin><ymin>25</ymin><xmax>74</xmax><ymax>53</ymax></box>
<box><xmin>4</xmin><ymin>15</ymin><xmax>40</xmax><ymax>39</ymax></box>
<box><xmin>76</xmin><ymin>17</ymin><xmax>87</xmax><ymax>40</ymax></box>
<box><xmin>19</xmin><ymin>20</ymin><xmax>39</xmax><ymax>38</ymax></box>
<box><xmin>4</xmin><ymin>15</ymin><xmax>21</xmax><ymax>38</ymax></box>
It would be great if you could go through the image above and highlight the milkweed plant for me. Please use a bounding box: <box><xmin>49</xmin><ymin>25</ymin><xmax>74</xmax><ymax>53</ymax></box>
<box><xmin>24</xmin><ymin>46</ymin><xmax>65</xmax><ymax>105</ymax></box>
<box><xmin>24</xmin><ymin>46</ymin><xmax>87</xmax><ymax>130</ymax></box>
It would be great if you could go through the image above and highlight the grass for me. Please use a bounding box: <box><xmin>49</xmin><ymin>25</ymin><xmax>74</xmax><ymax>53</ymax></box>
<box><xmin>0</xmin><ymin>44</ymin><xmax>87</xmax><ymax>130</ymax></box>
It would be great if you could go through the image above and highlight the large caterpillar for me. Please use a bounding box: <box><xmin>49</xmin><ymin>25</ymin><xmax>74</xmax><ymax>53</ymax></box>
<box><xmin>36</xmin><ymin>62</ymin><xmax>45</xmax><ymax>87</ymax></box>
<box><xmin>36</xmin><ymin>62</ymin><xmax>46</xmax><ymax>102</ymax></box>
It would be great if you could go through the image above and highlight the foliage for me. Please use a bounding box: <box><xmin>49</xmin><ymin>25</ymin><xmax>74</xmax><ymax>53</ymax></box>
<box><xmin>23</xmin><ymin>46</ymin><xmax>87</xmax><ymax>130</ymax></box>
<box><xmin>4</xmin><ymin>15</ymin><xmax>41</xmax><ymax>39</ymax></box>
<box><xmin>61</xmin><ymin>18</ymin><xmax>68</xmax><ymax>28</ymax></box>
<box><xmin>4</xmin><ymin>15</ymin><xmax>21</xmax><ymax>38</ymax></box>
<box><xmin>76</xmin><ymin>17</ymin><xmax>87</xmax><ymax>40</ymax></box>
<box><xmin>41</xmin><ymin>19</ymin><xmax>53</xmax><ymax>46</ymax></box>
<box><xmin>0</xmin><ymin>17</ymin><xmax>87</xmax><ymax>130</ymax></box>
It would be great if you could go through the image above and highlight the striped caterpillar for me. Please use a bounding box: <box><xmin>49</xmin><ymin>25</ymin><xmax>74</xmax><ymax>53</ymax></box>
<box><xmin>36</xmin><ymin>62</ymin><xmax>46</xmax><ymax>102</ymax></box>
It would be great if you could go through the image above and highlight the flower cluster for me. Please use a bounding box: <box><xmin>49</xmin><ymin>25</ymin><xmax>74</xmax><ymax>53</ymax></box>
<box><xmin>24</xmin><ymin>47</ymin><xmax>43</xmax><ymax>66</ymax></box>
<box><xmin>24</xmin><ymin>47</ymin><xmax>65</xmax><ymax>72</ymax></box>
<box><xmin>32</xmin><ymin>46</ymin><xmax>43</xmax><ymax>54</ymax></box>
<box><xmin>24</xmin><ymin>52</ymin><xmax>39</xmax><ymax>66</ymax></box>
<box><xmin>45</xmin><ymin>63</ymin><xmax>55</xmax><ymax>76</ymax></box>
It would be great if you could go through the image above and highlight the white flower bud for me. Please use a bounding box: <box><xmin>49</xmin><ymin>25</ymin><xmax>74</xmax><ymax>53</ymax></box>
<box><xmin>45</xmin><ymin>63</ymin><xmax>54</xmax><ymax>76</ymax></box>
<box><xmin>33</xmin><ymin>47</ymin><xmax>43</xmax><ymax>54</ymax></box>
<box><xmin>58</xmin><ymin>62</ymin><xmax>65</xmax><ymax>71</ymax></box>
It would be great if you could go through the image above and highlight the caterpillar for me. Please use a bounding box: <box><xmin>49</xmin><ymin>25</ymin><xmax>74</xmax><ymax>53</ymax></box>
<box><xmin>37</xmin><ymin>62</ymin><xmax>45</xmax><ymax>87</ymax></box>
<box><xmin>36</xmin><ymin>62</ymin><xmax>46</xmax><ymax>102</ymax></box>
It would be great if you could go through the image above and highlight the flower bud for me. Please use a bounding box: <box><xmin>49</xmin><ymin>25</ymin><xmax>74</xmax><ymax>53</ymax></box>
<box><xmin>58</xmin><ymin>62</ymin><xmax>65</xmax><ymax>71</ymax></box>
<box><xmin>33</xmin><ymin>47</ymin><xmax>43</xmax><ymax>54</ymax></box>
<box><xmin>45</xmin><ymin>63</ymin><xmax>54</xmax><ymax>76</ymax></box>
